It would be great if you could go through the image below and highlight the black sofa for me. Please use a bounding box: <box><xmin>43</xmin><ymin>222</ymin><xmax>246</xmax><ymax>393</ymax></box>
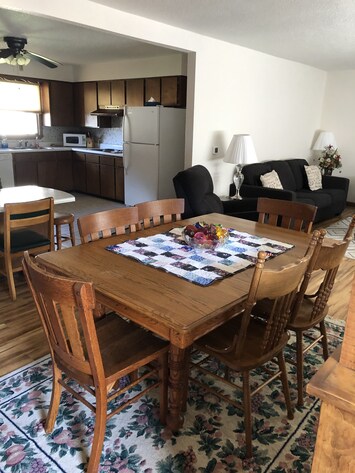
<box><xmin>231</xmin><ymin>158</ymin><xmax>349</xmax><ymax>223</ymax></box>
<box><xmin>174</xmin><ymin>165</ymin><xmax>258</xmax><ymax>220</ymax></box>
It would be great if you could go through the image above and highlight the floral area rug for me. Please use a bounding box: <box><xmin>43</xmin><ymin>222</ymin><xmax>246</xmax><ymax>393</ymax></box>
<box><xmin>324</xmin><ymin>216</ymin><xmax>355</xmax><ymax>259</ymax></box>
<box><xmin>0</xmin><ymin>317</ymin><xmax>345</xmax><ymax>473</ymax></box>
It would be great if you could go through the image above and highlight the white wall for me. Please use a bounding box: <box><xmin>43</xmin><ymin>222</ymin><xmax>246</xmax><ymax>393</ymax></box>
<box><xmin>4</xmin><ymin>0</ymin><xmax>327</xmax><ymax>196</ymax></box>
<box><xmin>73</xmin><ymin>53</ymin><xmax>186</xmax><ymax>81</ymax></box>
<box><xmin>321</xmin><ymin>71</ymin><xmax>355</xmax><ymax>201</ymax></box>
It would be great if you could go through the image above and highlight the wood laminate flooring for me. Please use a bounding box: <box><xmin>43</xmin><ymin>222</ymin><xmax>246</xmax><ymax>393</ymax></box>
<box><xmin>0</xmin><ymin>199</ymin><xmax>354</xmax><ymax>377</ymax></box>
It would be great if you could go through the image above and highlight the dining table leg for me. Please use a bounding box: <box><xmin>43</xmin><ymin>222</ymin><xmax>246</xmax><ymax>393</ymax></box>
<box><xmin>167</xmin><ymin>343</ymin><xmax>191</xmax><ymax>431</ymax></box>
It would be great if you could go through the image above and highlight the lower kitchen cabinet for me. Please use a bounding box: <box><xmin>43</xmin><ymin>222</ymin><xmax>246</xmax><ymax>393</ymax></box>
<box><xmin>72</xmin><ymin>152</ymin><xmax>86</xmax><ymax>192</ymax></box>
<box><xmin>13</xmin><ymin>153</ymin><xmax>38</xmax><ymax>186</ymax></box>
<box><xmin>13</xmin><ymin>151</ymin><xmax>73</xmax><ymax>191</ymax></box>
<box><xmin>72</xmin><ymin>152</ymin><xmax>124</xmax><ymax>201</ymax></box>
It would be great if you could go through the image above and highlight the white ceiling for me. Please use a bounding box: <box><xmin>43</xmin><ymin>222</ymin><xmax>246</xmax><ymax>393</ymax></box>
<box><xmin>1</xmin><ymin>1</ymin><xmax>355</xmax><ymax>70</ymax></box>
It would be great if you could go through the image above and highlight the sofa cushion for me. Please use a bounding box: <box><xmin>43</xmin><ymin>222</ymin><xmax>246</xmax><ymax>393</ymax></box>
<box><xmin>295</xmin><ymin>190</ymin><xmax>332</xmax><ymax>209</ymax></box>
<box><xmin>260</xmin><ymin>170</ymin><xmax>283</xmax><ymax>189</ymax></box>
<box><xmin>268</xmin><ymin>161</ymin><xmax>297</xmax><ymax>190</ymax></box>
<box><xmin>304</xmin><ymin>165</ymin><xmax>322</xmax><ymax>191</ymax></box>
<box><xmin>286</xmin><ymin>159</ymin><xmax>310</xmax><ymax>190</ymax></box>
<box><xmin>242</xmin><ymin>162</ymin><xmax>272</xmax><ymax>186</ymax></box>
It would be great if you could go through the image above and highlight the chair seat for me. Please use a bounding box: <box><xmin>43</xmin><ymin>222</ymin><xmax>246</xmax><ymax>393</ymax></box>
<box><xmin>0</xmin><ymin>229</ymin><xmax>51</xmax><ymax>253</ymax></box>
<box><xmin>287</xmin><ymin>298</ymin><xmax>329</xmax><ymax>331</ymax></box>
<box><xmin>54</xmin><ymin>212</ymin><xmax>74</xmax><ymax>225</ymax></box>
<box><xmin>96</xmin><ymin>314</ymin><xmax>169</xmax><ymax>383</ymax></box>
<box><xmin>195</xmin><ymin>316</ymin><xmax>289</xmax><ymax>371</ymax></box>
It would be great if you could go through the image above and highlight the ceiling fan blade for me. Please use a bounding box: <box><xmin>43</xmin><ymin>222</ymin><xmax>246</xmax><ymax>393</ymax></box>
<box><xmin>0</xmin><ymin>49</ymin><xmax>13</xmax><ymax>59</ymax></box>
<box><xmin>25</xmin><ymin>50</ymin><xmax>61</xmax><ymax>68</ymax></box>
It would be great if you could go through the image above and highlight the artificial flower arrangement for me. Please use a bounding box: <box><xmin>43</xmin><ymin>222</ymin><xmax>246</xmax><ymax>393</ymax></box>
<box><xmin>182</xmin><ymin>222</ymin><xmax>229</xmax><ymax>249</ymax></box>
<box><xmin>318</xmin><ymin>145</ymin><xmax>342</xmax><ymax>173</ymax></box>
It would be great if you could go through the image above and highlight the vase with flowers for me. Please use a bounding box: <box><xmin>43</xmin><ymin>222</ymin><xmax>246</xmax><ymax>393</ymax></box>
<box><xmin>318</xmin><ymin>145</ymin><xmax>342</xmax><ymax>176</ymax></box>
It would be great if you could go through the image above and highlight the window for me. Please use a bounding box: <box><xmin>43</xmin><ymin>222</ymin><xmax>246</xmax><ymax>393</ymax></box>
<box><xmin>0</xmin><ymin>80</ymin><xmax>41</xmax><ymax>138</ymax></box>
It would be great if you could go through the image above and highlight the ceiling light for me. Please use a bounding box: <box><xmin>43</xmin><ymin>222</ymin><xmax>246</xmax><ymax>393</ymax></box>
<box><xmin>0</xmin><ymin>53</ymin><xmax>31</xmax><ymax>67</ymax></box>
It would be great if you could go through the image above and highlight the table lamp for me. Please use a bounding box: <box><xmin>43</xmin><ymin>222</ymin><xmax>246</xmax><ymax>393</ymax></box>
<box><xmin>224</xmin><ymin>134</ymin><xmax>258</xmax><ymax>200</ymax></box>
<box><xmin>312</xmin><ymin>131</ymin><xmax>337</xmax><ymax>150</ymax></box>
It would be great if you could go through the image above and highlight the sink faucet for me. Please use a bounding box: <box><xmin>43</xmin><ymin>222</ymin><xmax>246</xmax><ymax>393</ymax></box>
<box><xmin>18</xmin><ymin>140</ymin><xmax>23</xmax><ymax>148</ymax></box>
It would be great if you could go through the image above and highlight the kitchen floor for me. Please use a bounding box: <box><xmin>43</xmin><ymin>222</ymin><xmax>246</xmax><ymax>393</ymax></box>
<box><xmin>55</xmin><ymin>192</ymin><xmax>126</xmax><ymax>246</ymax></box>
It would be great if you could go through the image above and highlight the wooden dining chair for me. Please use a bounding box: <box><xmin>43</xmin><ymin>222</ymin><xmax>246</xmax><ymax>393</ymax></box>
<box><xmin>343</xmin><ymin>214</ymin><xmax>355</xmax><ymax>241</ymax></box>
<box><xmin>190</xmin><ymin>245</ymin><xmax>313</xmax><ymax>458</ymax></box>
<box><xmin>287</xmin><ymin>225</ymin><xmax>353</xmax><ymax>406</ymax></box>
<box><xmin>22</xmin><ymin>251</ymin><xmax>169</xmax><ymax>473</ymax></box>
<box><xmin>77</xmin><ymin>206</ymin><xmax>139</xmax><ymax>244</ymax></box>
<box><xmin>135</xmin><ymin>198</ymin><xmax>185</xmax><ymax>230</ymax></box>
<box><xmin>0</xmin><ymin>197</ymin><xmax>54</xmax><ymax>301</ymax></box>
<box><xmin>257</xmin><ymin>197</ymin><xmax>317</xmax><ymax>233</ymax></box>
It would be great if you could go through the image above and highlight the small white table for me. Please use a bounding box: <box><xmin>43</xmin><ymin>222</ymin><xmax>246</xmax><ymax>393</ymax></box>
<box><xmin>0</xmin><ymin>185</ymin><xmax>75</xmax><ymax>211</ymax></box>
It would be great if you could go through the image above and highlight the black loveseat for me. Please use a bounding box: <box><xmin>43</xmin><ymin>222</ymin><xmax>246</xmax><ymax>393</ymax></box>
<box><xmin>231</xmin><ymin>158</ymin><xmax>349</xmax><ymax>223</ymax></box>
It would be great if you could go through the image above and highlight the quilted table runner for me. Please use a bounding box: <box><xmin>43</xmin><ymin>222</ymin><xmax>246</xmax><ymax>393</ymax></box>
<box><xmin>106</xmin><ymin>227</ymin><xmax>294</xmax><ymax>286</ymax></box>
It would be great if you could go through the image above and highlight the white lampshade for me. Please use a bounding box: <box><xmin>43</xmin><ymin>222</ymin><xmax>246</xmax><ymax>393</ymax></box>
<box><xmin>223</xmin><ymin>134</ymin><xmax>258</xmax><ymax>165</ymax></box>
<box><xmin>312</xmin><ymin>131</ymin><xmax>337</xmax><ymax>150</ymax></box>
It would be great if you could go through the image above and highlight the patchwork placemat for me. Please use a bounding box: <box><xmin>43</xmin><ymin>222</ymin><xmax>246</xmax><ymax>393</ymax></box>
<box><xmin>106</xmin><ymin>227</ymin><xmax>294</xmax><ymax>286</ymax></box>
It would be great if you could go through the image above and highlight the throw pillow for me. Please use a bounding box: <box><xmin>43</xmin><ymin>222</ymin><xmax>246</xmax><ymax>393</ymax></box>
<box><xmin>304</xmin><ymin>165</ymin><xmax>322</xmax><ymax>191</ymax></box>
<box><xmin>260</xmin><ymin>170</ymin><xmax>283</xmax><ymax>189</ymax></box>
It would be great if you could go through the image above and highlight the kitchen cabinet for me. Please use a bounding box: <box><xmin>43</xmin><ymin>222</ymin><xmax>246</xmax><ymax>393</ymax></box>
<box><xmin>13</xmin><ymin>153</ymin><xmax>38</xmax><ymax>186</ymax></box>
<box><xmin>161</xmin><ymin>76</ymin><xmax>187</xmax><ymax>108</ymax></box>
<box><xmin>41</xmin><ymin>81</ymin><xmax>74</xmax><ymax>127</ymax></box>
<box><xmin>13</xmin><ymin>151</ymin><xmax>73</xmax><ymax>191</ymax></box>
<box><xmin>86</xmin><ymin>154</ymin><xmax>100</xmax><ymax>196</ymax></box>
<box><xmin>145</xmin><ymin>77</ymin><xmax>161</xmax><ymax>103</ymax></box>
<box><xmin>125</xmin><ymin>79</ymin><xmax>144</xmax><ymax>106</ymax></box>
<box><xmin>98</xmin><ymin>80</ymin><xmax>125</xmax><ymax>107</ymax></box>
<box><xmin>73</xmin><ymin>82</ymin><xmax>111</xmax><ymax>128</ymax></box>
<box><xmin>100</xmin><ymin>155</ymin><xmax>116</xmax><ymax>200</ymax></box>
<box><xmin>115</xmin><ymin>158</ymin><xmax>125</xmax><ymax>202</ymax></box>
<box><xmin>72</xmin><ymin>152</ymin><xmax>86</xmax><ymax>193</ymax></box>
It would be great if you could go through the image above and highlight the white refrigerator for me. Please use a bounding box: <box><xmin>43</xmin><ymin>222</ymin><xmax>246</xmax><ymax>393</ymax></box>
<box><xmin>123</xmin><ymin>106</ymin><xmax>186</xmax><ymax>206</ymax></box>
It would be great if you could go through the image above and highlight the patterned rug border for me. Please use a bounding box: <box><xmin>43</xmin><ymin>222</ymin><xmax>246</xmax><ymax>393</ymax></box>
<box><xmin>0</xmin><ymin>317</ymin><xmax>345</xmax><ymax>473</ymax></box>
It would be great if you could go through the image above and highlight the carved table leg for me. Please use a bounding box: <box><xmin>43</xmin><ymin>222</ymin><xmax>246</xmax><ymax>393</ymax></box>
<box><xmin>167</xmin><ymin>343</ymin><xmax>190</xmax><ymax>431</ymax></box>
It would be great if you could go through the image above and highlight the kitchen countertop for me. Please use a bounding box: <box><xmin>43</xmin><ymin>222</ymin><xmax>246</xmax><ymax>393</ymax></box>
<box><xmin>0</xmin><ymin>147</ymin><xmax>123</xmax><ymax>157</ymax></box>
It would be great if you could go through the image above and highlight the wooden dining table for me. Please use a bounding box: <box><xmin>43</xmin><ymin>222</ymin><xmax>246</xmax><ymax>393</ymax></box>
<box><xmin>37</xmin><ymin>213</ymin><xmax>312</xmax><ymax>431</ymax></box>
<box><xmin>0</xmin><ymin>185</ymin><xmax>75</xmax><ymax>211</ymax></box>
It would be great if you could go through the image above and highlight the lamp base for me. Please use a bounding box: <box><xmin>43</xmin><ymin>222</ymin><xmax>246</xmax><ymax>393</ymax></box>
<box><xmin>231</xmin><ymin>165</ymin><xmax>244</xmax><ymax>200</ymax></box>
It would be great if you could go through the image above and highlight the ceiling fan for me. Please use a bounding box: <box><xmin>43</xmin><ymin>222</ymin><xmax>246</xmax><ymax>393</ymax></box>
<box><xmin>0</xmin><ymin>36</ymin><xmax>61</xmax><ymax>68</ymax></box>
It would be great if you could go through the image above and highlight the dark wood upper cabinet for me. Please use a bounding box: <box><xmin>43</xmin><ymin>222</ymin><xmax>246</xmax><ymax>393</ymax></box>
<box><xmin>97</xmin><ymin>80</ymin><xmax>125</xmax><ymax>107</ymax></box>
<box><xmin>125</xmin><ymin>78</ymin><xmax>144</xmax><ymax>106</ymax></box>
<box><xmin>145</xmin><ymin>77</ymin><xmax>161</xmax><ymax>103</ymax></box>
<box><xmin>41</xmin><ymin>81</ymin><xmax>74</xmax><ymax>127</ymax></box>
<box><xmin>161</xmin><ymin>76</ymin><xmax>187</xmax><ymax>108</ymax></box>
<box><xmin>111</xmin><ymin>80</ymin><xmax>125</xmax><ymax>106</ymax></box>
<box><xmin>74</xmin><ymin>82</ymin><xmax>111</xmax><ymax>128</ymax></box>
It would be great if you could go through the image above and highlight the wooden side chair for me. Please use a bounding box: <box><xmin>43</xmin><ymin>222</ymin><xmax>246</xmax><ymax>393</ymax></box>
<box><xmin>287</xmin><ymin>226</ymin><xmax>353</xmax><ymax>406</ymax></box>
<box><xmin>54</xmin><ymin>211</ymin><xmax>75</xmax><ymax>249</ymax></box>
<box><xmin>190</xmin><ymin>246</ymin><xmax>313</xmax><ymax>458</ymax></box>
<box><xmin>135</xmin><ymin>198</ymin><xmax>185</xmax><ymax>230</ymax></box>
<box><xmin>257</xmin><ymin>197</ymin><xmax>317</xmax><ymax>233</ymax></box>
<box><xmin>77</xmin><ymin>207</ymin><xmax>139</xmax><ymax>244</ymax></box>
<box><xmin>0</xmin><ymin>197</ymin><xmax>54</xmax><ymax>301</ymax></box>
<box><xmin>22</xmin><ymin>251</ymin><xmax>169</xmax><ymax>473</ymax></box>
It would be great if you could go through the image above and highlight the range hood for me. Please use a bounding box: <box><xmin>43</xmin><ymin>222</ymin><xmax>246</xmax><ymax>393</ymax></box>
<box><xmin>90</xmin><ymin>105</ymin><xmax>124</xmax><ymax>116</ymax></box>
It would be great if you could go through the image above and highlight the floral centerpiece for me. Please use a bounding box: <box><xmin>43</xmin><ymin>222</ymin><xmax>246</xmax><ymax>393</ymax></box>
<box><xmin>318</xmin><ymin>145</ymin><xmax>342</xmax><ymax>175</ymax></box>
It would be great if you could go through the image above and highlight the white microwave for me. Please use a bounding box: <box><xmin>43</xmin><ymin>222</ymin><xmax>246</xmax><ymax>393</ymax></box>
<box><xmin>63</xmin><ymin>133</ymin><xmax>87</xmax><ymax>147</ymax></box>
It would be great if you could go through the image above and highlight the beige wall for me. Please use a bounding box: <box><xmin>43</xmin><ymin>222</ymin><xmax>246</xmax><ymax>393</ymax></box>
<box><xmin>3</xmin><ymin>0</ymin><xmax>327</xmax><ymax>196</ymax></box>
<box><xmin>321</xmin><ymin>71</ymin><xmax>355</xmax><ymax>201</ymax></box>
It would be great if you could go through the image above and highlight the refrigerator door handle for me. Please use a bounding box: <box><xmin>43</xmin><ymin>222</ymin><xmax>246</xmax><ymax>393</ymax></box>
<box><xmin>123</xmin><ymin>144</ymin><xmax>129</xmax><ymax>175</ymax></box>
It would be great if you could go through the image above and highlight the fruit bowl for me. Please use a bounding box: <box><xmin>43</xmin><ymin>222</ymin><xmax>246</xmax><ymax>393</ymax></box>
<box><xmin>182</xmin><ymin>222</ymin><xmax>229</xmax><ymax>250</ymax></box>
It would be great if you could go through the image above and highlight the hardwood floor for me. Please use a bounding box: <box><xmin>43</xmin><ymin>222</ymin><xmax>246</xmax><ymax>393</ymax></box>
<box><xmin>0</xmin><ymin>201</ymin><xmax>354</xmax><ymax>377</ymax></box>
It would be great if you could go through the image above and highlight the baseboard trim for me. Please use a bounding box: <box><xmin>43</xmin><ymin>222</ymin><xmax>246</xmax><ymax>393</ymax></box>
<box><xmin>346</xmin><ymin>201</ymin><xmax>355</xmax><ymax>207</ymax></box>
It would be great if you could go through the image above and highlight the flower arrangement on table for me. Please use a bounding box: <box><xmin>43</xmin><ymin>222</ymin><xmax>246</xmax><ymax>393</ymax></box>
<box><xmin>182</xmin><ymin>222</ymin><xmax>229</xmax><ymax>249</ymax></box>
<box><xmin>318</xmin><ymin>145</ymin><xmax>342</xmax><ymax>175</ymax></box>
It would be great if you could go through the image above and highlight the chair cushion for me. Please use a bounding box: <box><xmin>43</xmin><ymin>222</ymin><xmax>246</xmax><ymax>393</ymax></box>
<box><xmin>0</xmin><ymin>229</ymin><xmax>51</xmax><ymax>253</ymax></box>
<box><xmin>260</xmin><ymin>170</ymin><xmax>283</xmax><ymax>189</ymax></box>
<box><xmin>304</xmin><ymin>165</ymin><xmax>322</xmax><ymax>191</ymax></box>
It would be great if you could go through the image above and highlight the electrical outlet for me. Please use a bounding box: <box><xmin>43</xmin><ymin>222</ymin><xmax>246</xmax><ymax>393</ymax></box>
<box><xmin>212</xmin><ymin>146</ymin><xmax>219</xmax><ymax>155</ymax></box>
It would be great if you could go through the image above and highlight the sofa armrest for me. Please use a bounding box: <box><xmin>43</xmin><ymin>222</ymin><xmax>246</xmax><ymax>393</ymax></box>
<box><xmin>322</xmin><ymin>175</ymin><xmax>349</xmax><ymax>194</ymax></box>
<box><xmin>237</xmin><ymin>184</ymin><xmax>296</xmax><ymax>201</ymax></box>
